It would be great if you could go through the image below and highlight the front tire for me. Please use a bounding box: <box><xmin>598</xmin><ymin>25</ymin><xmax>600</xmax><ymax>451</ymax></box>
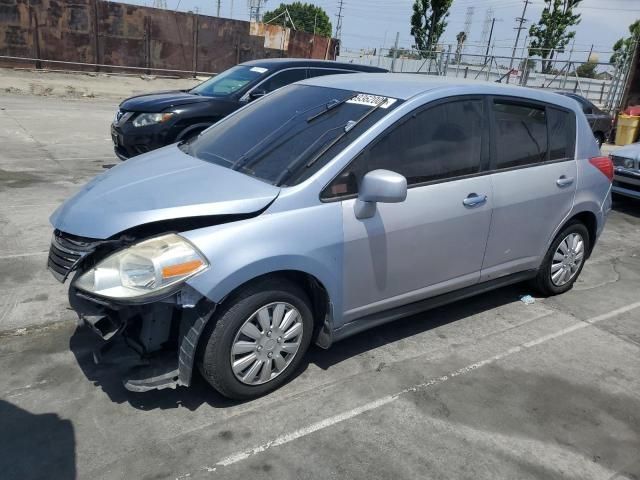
<box><xmin>198</xmin><ymin>278</ymin><xmax>314</xmax><ymax>400</ymax></box>
<box><xmin>531</xmin><ymin>221</ymin><xmax>590</xmax><ymax>296</ymax></box>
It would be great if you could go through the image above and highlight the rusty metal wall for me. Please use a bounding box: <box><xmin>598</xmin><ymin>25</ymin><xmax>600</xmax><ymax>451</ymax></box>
<box><xmin>0</xmin><ymin>0</ymin><xmax>337</xmax><ymax>74</ymax></box>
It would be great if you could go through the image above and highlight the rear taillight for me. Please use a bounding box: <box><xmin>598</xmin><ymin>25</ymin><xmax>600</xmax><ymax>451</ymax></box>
<box><xmin>589</xmin><ymin>156</ymin><xmax>614</xmax><ymax>182</ymax></box>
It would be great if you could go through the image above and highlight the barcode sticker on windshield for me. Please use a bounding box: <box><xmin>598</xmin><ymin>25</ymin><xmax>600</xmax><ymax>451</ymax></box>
<box><xmin>250</xmin><ymin>67</ymin><xmax>268</xmax><ymax>73</ymax></box>
<box><xmin>347</xmin><ymin>94</ymin><xmax>397</xmax><ymax>109</ymax></box>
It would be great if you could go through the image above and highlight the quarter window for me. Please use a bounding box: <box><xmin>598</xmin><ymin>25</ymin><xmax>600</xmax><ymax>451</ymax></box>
<box><xmin>493</xmin><ymin>102</ymin><xmax>548</xmax><ymax>169</ymax></box>
<box><xmin>323</xmin><ymin>99</ymin><xmax>484</xmax><ymax>198</ymax></box>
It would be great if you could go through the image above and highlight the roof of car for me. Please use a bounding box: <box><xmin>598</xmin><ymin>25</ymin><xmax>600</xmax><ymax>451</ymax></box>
<box><xmin>300</xmin><ymin>72</ymin><xmax>579</xmax><ymax>109</ymax></box>
<box><xmin>240</xmin><ymin>58</ymin><xmax>387</xmax><ymax>72</ymax></box>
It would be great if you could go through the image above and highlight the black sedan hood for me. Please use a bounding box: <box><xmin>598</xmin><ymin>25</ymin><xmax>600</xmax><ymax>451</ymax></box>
<box><xmin>119</xmin><ymin>90</ymin><xmax>213</xmax><ymax>112</ymax></box>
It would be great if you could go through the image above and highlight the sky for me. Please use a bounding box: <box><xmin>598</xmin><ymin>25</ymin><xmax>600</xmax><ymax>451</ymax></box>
<box><xmin>124</xmin><ymin>0</ymin><xmax>640</xmax><ymax>63</ymax></box>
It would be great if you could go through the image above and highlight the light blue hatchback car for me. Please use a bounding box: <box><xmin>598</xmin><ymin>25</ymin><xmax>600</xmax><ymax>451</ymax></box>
<box><xmin>49</xmin><ymin>74</ymin><xmax>613</xmax><ymax>399</ymax></box>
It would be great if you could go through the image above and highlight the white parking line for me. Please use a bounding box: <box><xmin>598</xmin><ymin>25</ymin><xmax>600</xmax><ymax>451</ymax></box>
<box><xmin>0</xmin><ymin>251</ymin><xmax>48</xmax><ymax>260</ymax></box>
<box><xmin>199</xmin><ymin>300</ymin><xmax>640</xmax><ymax>475</ymax></box>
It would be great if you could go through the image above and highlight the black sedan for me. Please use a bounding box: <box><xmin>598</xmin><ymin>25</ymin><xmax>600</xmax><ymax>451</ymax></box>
<box><xmin>111</xmin><ymin>58</ymin><xmax>387</xmax><ymax>160</ymax></box>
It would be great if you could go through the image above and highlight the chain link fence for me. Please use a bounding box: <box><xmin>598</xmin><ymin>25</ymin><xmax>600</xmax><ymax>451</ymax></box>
<box><xmin>338</xmin><ymin>44</ymin><xmax>629</xmax><ymax>113</ymax></box>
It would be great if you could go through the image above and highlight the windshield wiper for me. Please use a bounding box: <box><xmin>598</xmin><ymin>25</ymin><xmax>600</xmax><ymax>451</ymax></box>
<box><xmin>306</xmin><ymin>93</ymin><xmax>358</xmax><ymax>123</ymax></box>
<box><xmin>275</xmin><ymin>96</ymin><xmax>389</xmax><ymax>186</ymax></box>
<box><xmin>232</xmin><ymin>94</ymin><xmax>356</xmax><ymax>173</ymax></box>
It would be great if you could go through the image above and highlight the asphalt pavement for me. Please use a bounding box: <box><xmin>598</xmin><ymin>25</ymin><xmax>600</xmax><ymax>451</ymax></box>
<box><xmin>1</xmin><ymin>94</ymin><xmax>639</xmax><ymax>480</ymax></box>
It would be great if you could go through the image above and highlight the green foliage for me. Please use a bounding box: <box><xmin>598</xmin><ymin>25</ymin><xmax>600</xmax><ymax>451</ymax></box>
<box><xmin>410</xmin><ymin>0</ymin><xmax>453</xmax><ymax>58</ymax></box>
<box><xmin>528</xmin><ymin>0</ymin><xmax>582</xmax><ymax>73</ymax></box>
<box><xmin>263</xmin><ymin>2</ymin><xmax>332</xmax><ymax>38</ymax></box>
<box><xmin>575</xmin><ymin>61</ymin><xmax>597</xmax><ymax>78</ymax></box>
<box><xmin>610</xmin><ymin>20</ymin><xmax>640</xmax><ymax>66</ymax></box>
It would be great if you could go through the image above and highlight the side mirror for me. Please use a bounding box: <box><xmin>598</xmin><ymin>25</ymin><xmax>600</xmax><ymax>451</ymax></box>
<box><xmin>355</xmin><ymin>169</ymin><xmax>407</xmax><ymax>219</ymax></box>
<box><xmin>249</xmin><ymin>89</ymin><xmax>267</xmax><ymax>101</ymax></box>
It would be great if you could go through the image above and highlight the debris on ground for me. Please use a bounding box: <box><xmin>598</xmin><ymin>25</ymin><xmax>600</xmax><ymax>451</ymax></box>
<box><xmin>520</xmin><ymin>294</ymin><xmax>536</xmax><ymax>305</ymax></box>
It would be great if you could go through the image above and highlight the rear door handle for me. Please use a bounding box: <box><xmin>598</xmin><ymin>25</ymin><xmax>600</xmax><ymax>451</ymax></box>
<box><xmin>556</xmin><ymin>176</ymin><xmax>575</xmax><ymax>188</ymax></box>
<box><xmin>463</xmin><ymin>193</ymin><xmax>487</xmax><ymax>207</ymax></box>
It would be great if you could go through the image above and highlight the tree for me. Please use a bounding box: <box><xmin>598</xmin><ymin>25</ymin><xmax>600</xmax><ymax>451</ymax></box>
<box><xmin>528</xmin><ymin>0</ymin><xmax>582</xmax><ymax>74</ymax></box>
<box><xmin>410</xmin><ymin>0</ymin><xmax>453</xmax><ymax>57</ymax></box>
<box><xmin>610</xmin><ymin>20</ymin><xmax>640</xmax><ymax>66</ymax></box>
<box><xmin>263</xmin><ymin>2</ymin><xmax>332</xmax><ymax>38</ymax></box>
<box><xmin>455</xmin><ymin>31</ymin><xmax>467</xmax><ymax>63</ymax></box>
<box><xmin>575</xmin><ymin>61</ymin><xmax>597</xmax><ymax>78</ymax></box>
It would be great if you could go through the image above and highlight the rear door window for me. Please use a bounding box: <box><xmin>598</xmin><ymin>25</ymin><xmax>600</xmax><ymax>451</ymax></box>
<box><xmin>493</xmin><ymin>101</ymin><xmax>548</xmax><ymax>169</ymax></box>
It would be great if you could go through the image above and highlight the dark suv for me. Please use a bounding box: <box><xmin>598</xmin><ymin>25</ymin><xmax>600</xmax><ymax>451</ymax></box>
<box><xmin>111</xmin><ymin>59</ymin><xmax>387</xmax><ymax>160</ymax></box>
<box><xmin>558</xmin><ymin>92</ymin><xmax>613</xmax><ymax>147</ymax></box>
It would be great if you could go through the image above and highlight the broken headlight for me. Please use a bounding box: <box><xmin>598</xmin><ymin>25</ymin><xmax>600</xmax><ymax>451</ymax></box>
<box><xmin>75</xmin><ymin>234</ymin><xmax>208</xmax><ymax>300</ymax></box>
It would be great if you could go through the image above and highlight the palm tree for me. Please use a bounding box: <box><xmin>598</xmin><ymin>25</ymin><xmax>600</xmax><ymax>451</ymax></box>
<box><xmin>455</xmin><ymin>31</ymin><xmax>467</xmax><ymax>64</ymax></box>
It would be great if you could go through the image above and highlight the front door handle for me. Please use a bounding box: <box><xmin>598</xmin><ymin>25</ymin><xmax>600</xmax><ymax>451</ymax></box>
<box><xmin>556</xmin><ymin>175</ymin><xmax>575</xmax><ymax>188</ymax></box>
<box><xmin>463</xmin><ymin>193</ymin><xmax>487</xmax><ymax>207</ymax></box>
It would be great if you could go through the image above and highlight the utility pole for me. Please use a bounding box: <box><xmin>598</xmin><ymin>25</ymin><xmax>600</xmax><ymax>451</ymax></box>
<box><xmin>335</xmin><ymin>0</ymin><xmax>344</xmax><ymax>42</ymax></box>
<box><xmin>508</xmin><ymin>0</ymin><xmax>530</xmax><ymax>83</ymax></box>
<box><xmin>216</xmin><ymin>0</ymin><xmax>221</xmax><ymax>17</ymax></box>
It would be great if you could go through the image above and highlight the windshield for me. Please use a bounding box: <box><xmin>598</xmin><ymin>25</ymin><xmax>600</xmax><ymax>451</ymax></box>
<box><xmin>181</xmin><ymin>84</ymin><xmax>401</xmax><ymax>186</ymax></box>
<box><xmin>190</xmin><ymin>65</ymin><xmax>268</xmax><ymax>97</ymax></box>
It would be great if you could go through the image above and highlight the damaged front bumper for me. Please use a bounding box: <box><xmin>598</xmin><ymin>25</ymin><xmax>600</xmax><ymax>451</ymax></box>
<box><xmin>48</xmin><ymin>229</ymin><xmax>217</xmax><ymax>393</ymax></box>
<box><xmin>69</xmin><ymin>284</ymin><xmax>215</xmax><ymax>392</ymax></box>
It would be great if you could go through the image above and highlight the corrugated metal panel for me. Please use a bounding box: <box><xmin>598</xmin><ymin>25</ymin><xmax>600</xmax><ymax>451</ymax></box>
<box><xmin>0</xmin><ymin>0</ymin><xmax>337</xmax><ymax>73</ymax></box>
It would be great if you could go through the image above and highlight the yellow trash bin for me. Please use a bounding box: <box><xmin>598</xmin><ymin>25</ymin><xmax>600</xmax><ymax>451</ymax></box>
<box><xmin>615</xmin><ymin>114</ymin><xmax>640</xmax><ymax>145</ymax></box>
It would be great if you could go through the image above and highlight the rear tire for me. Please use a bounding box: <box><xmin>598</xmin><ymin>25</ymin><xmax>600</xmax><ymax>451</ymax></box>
<box><xmin>531</xmin><ymin>221</ymin><xmax>590</xmax><ymax>296</ymax></box>
<box><xmin>198</xmin><ymin>278</ymin><xmax>314</xmax><ymax>400</ymax></box>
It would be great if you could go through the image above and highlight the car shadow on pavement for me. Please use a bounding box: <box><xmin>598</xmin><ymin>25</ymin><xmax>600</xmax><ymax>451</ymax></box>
<box><xmin>0</xmin><ymin>399</ymin><xmax>76</xmax><ymax>480</ymax></box>
<box><xmin>612</xmin><ymin>195</ymin><xmax>640</xmax><ymax>218</ymax></box>
<box><xmin>69</xmin><ymin>283</ymin><xmax>530</xmax><ymax>412</ymax></box>
<box><xmin>305</xmin><ymin>283</ymin><xmax>530</xmax><ymax>371</ymax></box>
<box><xmin>68</xmin><ymin>327</ymin><xmax>239</xmax><ymax>411</ymax></box>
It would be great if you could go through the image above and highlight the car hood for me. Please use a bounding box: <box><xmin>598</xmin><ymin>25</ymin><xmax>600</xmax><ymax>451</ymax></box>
<box><xmin>612</xmin><ymin>143</ymin><xmax>640</xmax><ymax>161</ymax></box>
<box><xmin>120</xmin><ymin>91</ymin><xmax>212</xmax><ymax>112</ymax></box>
<box><xmin>50</xmin><ymin>145</ymin><xmax>280</xmax><ymax>239</ymax></box>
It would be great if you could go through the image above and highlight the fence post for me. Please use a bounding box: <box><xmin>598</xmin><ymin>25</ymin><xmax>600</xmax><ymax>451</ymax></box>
<box><xmin>464</xmin><ymin>66</ymin><xmax>468</xmax><ymax>79</ymax></box>
<box><xmin>144</xmin><ymin>17</ymin><xmax>151</xmax><ymax>75</ymax></box>
<box><xmin>520</xmin><ymin>57</ymin><xmax>529</xmax><ymax>86</ymax></box>
<box><xmin>91</xmin><ymin>0</ymin><xmax>100</xmax><ymax>72</ymax></box>
<box><xmin>29</xmin><ymin>7</ymin><xmax>42</xmax><ymax>69</ymax></box>
<box><xmin>192</xmin><ymin>13</ymin><xmax>198</xmax><ymax>77</ymax></box>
